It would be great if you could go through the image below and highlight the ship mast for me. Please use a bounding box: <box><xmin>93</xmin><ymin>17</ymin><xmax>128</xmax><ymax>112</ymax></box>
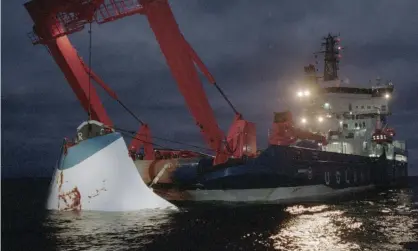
<box><xmin>314</xmin><ymin>33</ymin><xmax>343</xmax><ymax>82</ymax></box>
<box><xmin>297</xmin><ymin>34</ymin><xmax>344</xmax><ymax>135</ymax></box>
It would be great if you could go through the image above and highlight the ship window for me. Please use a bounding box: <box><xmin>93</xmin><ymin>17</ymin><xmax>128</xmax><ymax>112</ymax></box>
<box><xmin>355</xmin><ymin>123</ymin><xmax>358</xmax><ymax>128</ymax></box>
<box><xmin>349</xmin><ymin>103</ymin><xmax>352</xmax><ymax>111</ymax></box>
<box><xmin>356</xmin><ymin>105</ymin><xmax>359</xmax><ymax>109</ymax></box>
<box><xmin>343</xmin><ymin>123</ymin><xmax>348</xmax><ymax>128</ymax></box>
<box><xmin>367</xmin><ymin>106</ymin><xmax>371</xmax><ymax>109</ymax></box>
<box><xmin>363</xmin><ymin>122</ymin><xmax>366</xmax><ymax>127</ymax></box>
<box><xmin>381</xmin><ymin>105</ymin><xmax>387</xmax><ymax>111</ymax></box>
<box><xmin>361</xmin><ymin>106</ymin><xmax>365</xmax><ymax>109</ymax></box>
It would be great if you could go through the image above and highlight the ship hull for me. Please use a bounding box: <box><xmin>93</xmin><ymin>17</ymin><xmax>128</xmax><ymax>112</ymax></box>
<box><xmin>170</xmin><ymin>184</ymin><xmax>375</xmax><ymax>206</ymax></box>
<box><xmin>135</xmin><ymin>145</ymin><xmax>408</xmax><ymax>206</ymax></box>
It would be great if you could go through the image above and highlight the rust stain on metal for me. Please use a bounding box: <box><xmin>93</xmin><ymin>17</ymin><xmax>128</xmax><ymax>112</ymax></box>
<box><xmin>56</xmin><ymin>171</ymin><xmax>81</xmax><ymax>211</ymax></box>
<box><xmin>58</xmin><ymin>187</ymin><xmax>82</xmax><ymax>211</ymax></box>
<box><xmin>58</xmin><ymin>171</ymin><xmax>64</xmax><ymax>190</ymax></box>
<box><xmin>57</xmin><ymin>171</ymin><xmax>64</xmax><ymax>209</ymax></box>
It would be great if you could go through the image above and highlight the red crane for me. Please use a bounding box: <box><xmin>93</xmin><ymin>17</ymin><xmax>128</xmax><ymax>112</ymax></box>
<box><xmin>24</xmin><ymin>0</ymin><xmax>257</xmax><ymax>165</ymax></box>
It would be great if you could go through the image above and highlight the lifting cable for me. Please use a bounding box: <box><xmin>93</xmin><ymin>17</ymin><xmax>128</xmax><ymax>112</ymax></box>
<box><xmin>87</xmin><ymin>72</ymin><xmax>209</xmax><ymax>151</ymax></box>
<box><xmin>204</xmin><ymin>78</ymin><xmax>241</xmax><ymax>156</ymax></box>
<box><xmin>110</xmin><ymin>78</ymin><xmax>239</xmax><ymax>156</ymax></box>
<box><xmin>83</xmin><ymin>8</ymin><xmax>147</xmax><ymax>132</ymax></box>
<box><xmin>110</xmin><ymin>84</ymin><xmax>232</xmax><ymax>154</ymax></box>
<box><xmin>114</xmin><ymin>127</ymin><xmax>212</xmax><ymax>152</ymax></box>
<box><xmin>82</xmin><ymin>15</ymin><xmax>234</xmax><ymax>154</ymax></box>
<box><xmin>212</xmin><ymin>82</ymin><xmax>239</xmax><ymax>116</ymax></box>
<box><xmin>87</xmin><ymin>16</ymin><xmax>93</xmax><ymax>121</ymax></box>
<box><xmin>115</xmin><ymin>100</ymin><xmax>145</xmax><ymax>125</ymax></box>
<box><xmin>119</xmin><ymin>131</ymin><xmax>177</xmax><ymax>151</ymax></box>
<box><xmin>212</xmin><ymin>82</ymin><xmax>241</xmax><ymax>155</ymax></box>
<box><xmin>89</xmin><ymin>82</ymin><xmax>210</xmax><ymax>150</ymax></box>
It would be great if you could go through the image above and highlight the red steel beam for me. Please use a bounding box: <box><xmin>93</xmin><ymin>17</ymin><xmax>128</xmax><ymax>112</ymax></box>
<box><xmin>47</xmin><ymin>35</ymin><xmax>112</xmax><ymax>125</ymax></box>
<box><xmin>141</xmin><ymin>0</ymin><xmax>229</xmax><ymax>164</ymax></box>
<box><xmin>25</xmin><ymin>0</ymin><xmax>112</xmax><ymax>125</ymax></box>
<box><xmin>80</xmin><ymin>60</ymin><xmax>119</xmax><ymax>100</ymax></box>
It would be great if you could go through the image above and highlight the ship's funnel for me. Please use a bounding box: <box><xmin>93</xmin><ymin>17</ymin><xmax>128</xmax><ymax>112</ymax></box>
<box><xmin>46</xmin><ymin>121</ymin><xmax>176</xmax><ymax>212</ymax></box>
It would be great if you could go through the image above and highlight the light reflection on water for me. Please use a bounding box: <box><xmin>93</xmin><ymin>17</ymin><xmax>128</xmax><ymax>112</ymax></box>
<box><xmin>271</xmin><ymin>206</ymin><xmax>363</xmax><ymax>250</ymax></box>
<box><xmin>270</xmin><ymin>189</ymin><xmax>418</xmax><ymax>251</ymax></box>
<box><xmin>45</xmin><ymin>209</ymin><xmax>176</xmax><ymax>250</ymax></box>
<box><xmin>42</xmin><ymin>188</ymin><xmax>418</xmax><ymax>251</ymax></box>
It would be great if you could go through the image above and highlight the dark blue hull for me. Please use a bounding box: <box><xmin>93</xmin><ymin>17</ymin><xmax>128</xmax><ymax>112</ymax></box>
<box><xmin>152</xmin><ymin>145</ymin><xmax>408</xmax><ymax>204</ymax></box>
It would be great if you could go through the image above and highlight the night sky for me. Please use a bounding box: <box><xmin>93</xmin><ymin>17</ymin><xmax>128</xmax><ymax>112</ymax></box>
<box><xmin>2</xmin><ymin>0</ymin><xmax>418</xmax><ymax>178</ymax></box>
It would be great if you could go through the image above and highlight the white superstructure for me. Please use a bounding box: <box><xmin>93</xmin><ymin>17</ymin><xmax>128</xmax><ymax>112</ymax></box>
<box><xmin>294</xmin><ymin>78</ymin><xmax>407</xmax><ymax>164</ymax></box>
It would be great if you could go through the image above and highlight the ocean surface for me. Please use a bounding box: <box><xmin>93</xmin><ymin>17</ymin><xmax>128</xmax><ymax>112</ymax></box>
<box><xmin>2</xmin><ymin>177</ymin><xmax>418</xmax><ymax>251</ymax></box>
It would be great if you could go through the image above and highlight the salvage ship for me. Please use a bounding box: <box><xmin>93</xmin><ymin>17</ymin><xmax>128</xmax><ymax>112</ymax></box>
<box><xmin>133</xmin><ymin>34</ymin><xmax>409</xmax><ymax>205</ymax></box>
<box><xmin>24</xmin><ymin>0</ymin><xmax>408</xmax><ymax>211</ymax></box>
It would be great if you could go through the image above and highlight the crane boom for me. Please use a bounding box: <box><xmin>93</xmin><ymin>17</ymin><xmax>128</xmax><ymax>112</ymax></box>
<box><xmin>142</xmin><ymin>0</ymin><xmax>230</xmax><ymax>164</ymax></box>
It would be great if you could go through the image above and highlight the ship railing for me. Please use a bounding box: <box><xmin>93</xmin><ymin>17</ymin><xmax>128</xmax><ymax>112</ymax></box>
<box><xmin>94</xmin><ymin>0</ymin><xmax>144</xmax><ymax>24</ymax></box>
